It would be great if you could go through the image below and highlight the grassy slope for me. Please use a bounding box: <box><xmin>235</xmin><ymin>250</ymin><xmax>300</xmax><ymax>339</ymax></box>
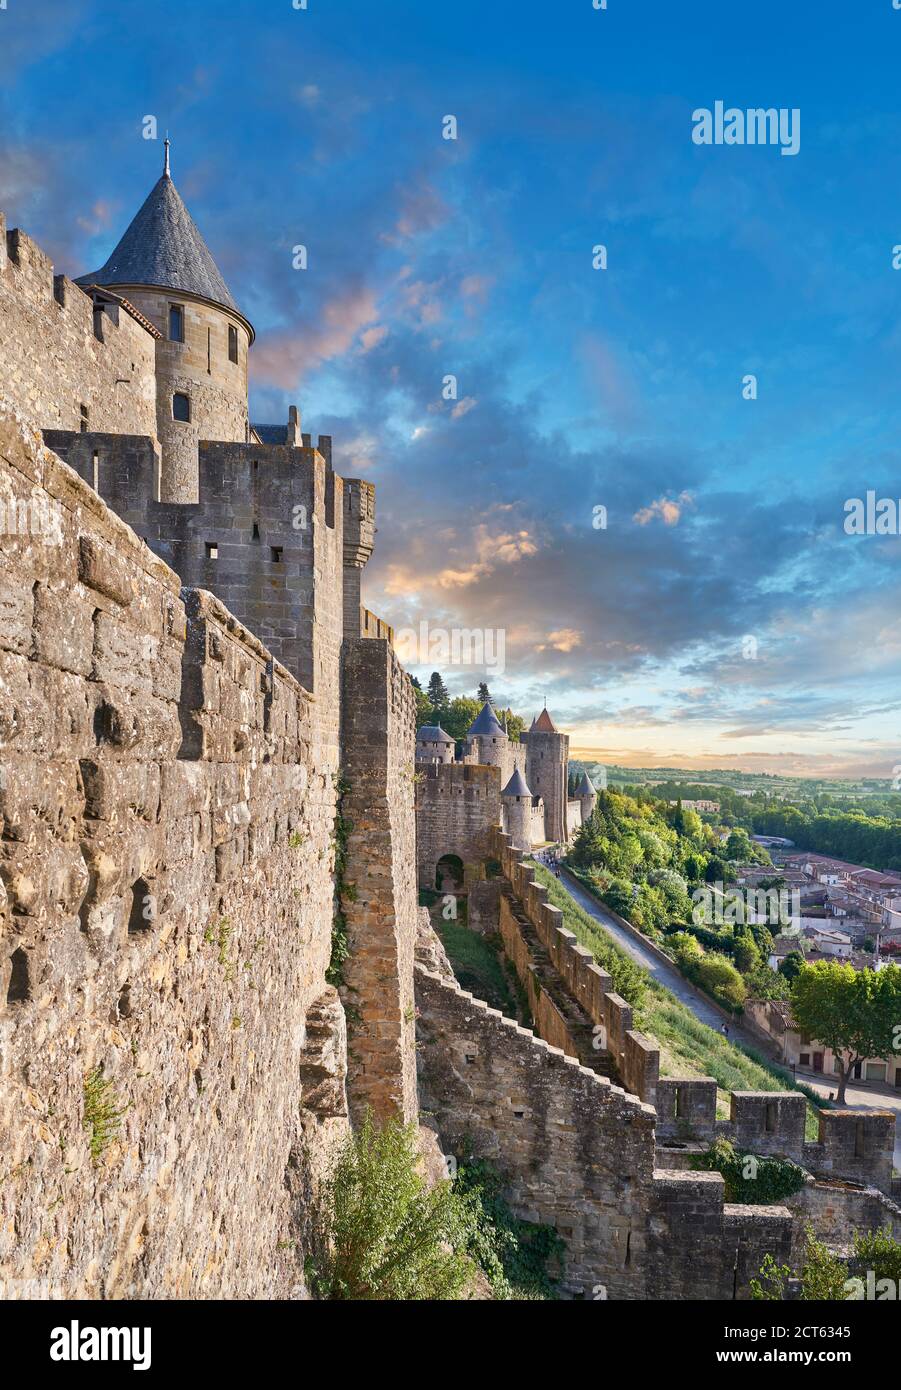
<box><xmin>532</xmin><ymin>863</ymin><xmax>822</xmax><ymax>1133</ymax></box>
<box><xmin>419</xmin><ymin>893</ymin><xmax>519</xmax><ymax>1017</ymax></box>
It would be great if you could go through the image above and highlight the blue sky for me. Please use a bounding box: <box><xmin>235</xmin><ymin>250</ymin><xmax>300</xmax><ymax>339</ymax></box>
<box><xmin>4</xmin><ymin>0</ymin><xmax>901</xmax><ymax>776</ymax></box>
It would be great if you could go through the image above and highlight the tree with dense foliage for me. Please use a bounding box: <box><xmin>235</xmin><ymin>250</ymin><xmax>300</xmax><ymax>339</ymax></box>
<box><xmin>427</xmin><ymin>671</ymin><xmax>449</xmax><ymax>710</ymax></box>
<box><xmin>414</xmin><ymin>686</ymin><xmax>434</xmax><ymax>725</ymax></box>
<box><xmin>477</xmin><ymin>681</ymin><xmax>491</xmax><ymax>704</ymax></box>
<box><xmin>439</xmin><ymin>696</ymin><xmax>482</xmax><ymax>741</ymax></box>
<box><xmin>778</xmin><ymin>950</ymin><xmax>805</xmax><ymax>983</ymax></box>
<box><xmin>790</xmin><ymin>960</ymin><xmax>901</xmax><ymax>1103</ymax></box>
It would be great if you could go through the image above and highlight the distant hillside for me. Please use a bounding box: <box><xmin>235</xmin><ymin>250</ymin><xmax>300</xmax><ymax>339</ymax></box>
<box><xmin>568</xmin><ymin>763</ymin><xmax>897</xmax><ymax>803</ymax></box>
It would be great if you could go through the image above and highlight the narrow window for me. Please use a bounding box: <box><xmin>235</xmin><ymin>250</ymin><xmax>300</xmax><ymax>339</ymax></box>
<box><xmin>92</xmin><ymin>305</ymin><xmax>105</xmax><ymax>342</ymax></box>
<box><xmin>169</xmin><ymin>304</ymin><xmax>184</xmax><ymax>342</ymax></box>
<box><xmin>6</xmin><ymin>947</ymin><xmax>30</xmax><ymax>1005</ymax></box>
<box><xmin>765</xmin><ymin>1101</ymin><xmax>777</xmax><ymax>1133</ymax></box>
<box><xmin>206</xmin><ymin>542</ymin><xmax>218</xmax><ymax>560</ymax></box>
<box><xmin>271</xmin><ymin>546</ymin><xmax>283</xmax><ymax>564</ymax></box>
<box><xmin>252</xmin><ymin>522</ymin><xmax>260</xmax><ymax>540</ymax></box>
<box><xmin>92</xmin><ymin>450</ymin><xmax>100</xmax><ymax>491</ymax></box>
<box><xmin>228</xmin><ymin>324</ymin><xmax>238</xmax><ymax>364</ymax></box>
<box><xmin>173</xmin><ymin>392</ymin><xmax>191</xmax><ymax>422</ymax></box>
<box><xmin>854</xmin><ymin>1119</ymin><xmax>865</xmax><ymax>1158</ymax></box>
<box><xmin>128</xmin><ymin>879</ymin><xmax>153</xmax><ymax>934</ymax></box>
<box><xmin>80</xmin><ymin>403</ymin><xmax>89</xmax><ymax>433</ymax></box>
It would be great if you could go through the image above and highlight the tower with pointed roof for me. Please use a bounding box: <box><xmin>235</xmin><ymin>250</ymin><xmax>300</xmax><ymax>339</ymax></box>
<box><xmin>575</xmin><ymin>769</ymin><xmax>596</xmax><ymax>827</ymax></box>
<box><xmin>76</xmin><ymin>143</ymin><xmax>254</xmax><ymax>502</ymax></box>
<box><xmin>501</xmin><ymin>762</ymin><xmax>536</xmax><ymax>851</ymax></box>
<box><xmin>521</xmin><ymin>703</ymin><xmax>569</xmax><ymax>843</ymax></box>
<box><xmin>464</xmin><ymin>700</ymin><xmax>509</xmax><ymax>770</ymax></box>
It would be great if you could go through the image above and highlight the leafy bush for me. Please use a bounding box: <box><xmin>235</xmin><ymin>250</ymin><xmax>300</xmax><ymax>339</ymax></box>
<box><xmin>753</xmin><ymin>1225</ymin><xmax>901</xmax><ymax>1300</ymax></box>
<box><xmin>453</xmin><ymin>1155</ymin><xmax>564</xmax><ymax>1299</ymax></box>
<box><xmin>852</xmin><ymin>1227</ymin><xmax>901</xmax><ymax>1285</ymax></box>
<box><xmin>692</xmin><ymin>1137</ymin><xmax>806</xmax><ymax>1204</ymax></box>
<box><xmin>313</xmin><ymin>1113</ymin><xmax>477</xmax><ymax>1300</ymax></box>
<box><xmin>695</xmin><ymin>953</ymin><xmax>746</xmax><ymax>1009</ymax></box>
<box><xmin>751</xmin><ymin>1225</ymin><xmax>851</xmax><ymax>1300</ymax></box>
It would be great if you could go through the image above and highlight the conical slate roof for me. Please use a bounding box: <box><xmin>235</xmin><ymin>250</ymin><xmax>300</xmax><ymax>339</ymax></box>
<box><xmin>468</xmin><ymin>702</ymin><xmax>505</xmax><ymax>738</ymax></box>
<box><xmin>502</xmin><ymin>764</ymin><xmax>532</xmax><ymax>798</ymax></box>
<box><xmin>576</xmin><ymin>771</ymin><xmax>595</xmax><ymax>796</ymax></box>
<box><xmin>77</xmin><ymin>149</ymin><xmax>240</xmax><ymax>316</ymax></box>
<box><xmin>417</xmin><ymin>724</ymin><xmax>454</xmax><ymax>744</ymax></box>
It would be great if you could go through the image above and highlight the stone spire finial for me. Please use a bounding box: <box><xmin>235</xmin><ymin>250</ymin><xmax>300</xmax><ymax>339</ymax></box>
<box><xmin>164</xmin><ymin>137</ymin><xmax>171</xmax><ymax>177</ymax></box>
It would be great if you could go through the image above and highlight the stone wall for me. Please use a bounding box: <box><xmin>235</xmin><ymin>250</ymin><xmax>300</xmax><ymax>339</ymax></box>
<box><xmin>492</xmin><ymin>830</ymin><xmax>658</xmax><ymax>1103</ymax></box>
<box><xmin>0</xmin><ymin>217</ymin><xmax>158</xmax><ymax>443</ymax></box>
<box><xmin>787</xmin><ymin>1179</ymin><xmax>901</xmax><ymax>1262</ymax></box>
<box><xmin>0</xmin><ymin>406</ymin><xmax>347</xmax><ymax>1298</ymax></box>
<box><xmin>415</xmin><ymin>762</ymin><xmax>500</xmax><ymax>888</ymax></box>
<box><xmin>42</xmin><ymin>431</ymin><xmax>343</xmax><ymax>701</ymax></box>
<box><xmin>415</xmin><ymin>964</ymin><xmax>793</xmax><ymax>1298</ymax></box>
<box><xmin>489</xmin><ymin>828</ymin><xmax>895</xmax><ymax>1191</ymax></box>
<box><xmin>340</xmin><ymin>638</ymin><xmax>419</xmax><ymax>1125</ymax></box>
<box><xmin>112</xmin><ymin>286</ymin><xmax>250</xmax><ymax>504</ymax></box>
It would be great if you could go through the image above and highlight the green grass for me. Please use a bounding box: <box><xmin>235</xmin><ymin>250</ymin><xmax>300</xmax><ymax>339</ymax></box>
<box><xmin>436</xmin><ymin>917</ymin><xmax>519</xmax><ymax>1017</ymax></box>
<box><xmin>531</xmin><ymin>862</ymin><xmax>824</xmax><ymax>1136</ymax></box>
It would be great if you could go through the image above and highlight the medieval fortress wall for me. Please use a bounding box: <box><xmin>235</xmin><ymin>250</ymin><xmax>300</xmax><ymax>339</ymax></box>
<box><xmin>0</xmin><ymin>411</ymin><xmax>347</xmax><ymax>1296</ymax></box>
<box><xmin>0</xmin><ymin>199</ymin><xmax>420</xmax><ymax>1298</ymax></box>
<box><xmin>0</xmin><ymin>217</ymin><xmax>158</xmax><ymax>444</ymax></box>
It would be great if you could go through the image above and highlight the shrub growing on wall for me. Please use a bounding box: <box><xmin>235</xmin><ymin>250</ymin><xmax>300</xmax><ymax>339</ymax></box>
<box><xmin>313</xmin><ymin>1113</ymin><xmax>477</xmax><ymax>1299</ymax></box>
<box><xmin>692</xmin><ymin>1137</ymin><xmax>806</xmax><ymax>1205</ymax></box>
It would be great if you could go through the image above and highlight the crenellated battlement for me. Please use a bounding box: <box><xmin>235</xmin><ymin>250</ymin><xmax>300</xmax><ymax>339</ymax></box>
<box><xmin>486</xmin><ymin>825</ymin><xmax>897</xmax><ymax>1192</ymax></box>
<box><xmin>0</xmin><ymin>211</ymin><xmax>159</xmax><ymax>443</ymax></box>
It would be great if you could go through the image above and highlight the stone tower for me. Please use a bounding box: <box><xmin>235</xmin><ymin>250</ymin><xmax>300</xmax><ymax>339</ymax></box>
<box><xmin>76</xmin><ymin>141</ymin><xmax>253</xmax><ymax>503</ymax></box>
<box><xmin>522</xmin><ymin>706</ymin><xmax>569</xmax><ymax>843</ymax></box>
<box><xmin>575</xmin><ymin>769</ymin><xmax>597</xmax><ymax>826</ymax></box>
<box><xmin>502</xmin><ymin>763</ymin><xmax>533</xmax><ymax>851</ymax></box>
<box><xmin>415</xmin><ymin>724</ymin><xmax>455</xmax><ymax>764</ymax></box>
<box><xmin>465</xmin><ymin>701</ymin><xmax>508</xmax><ymax>768</ymax></box>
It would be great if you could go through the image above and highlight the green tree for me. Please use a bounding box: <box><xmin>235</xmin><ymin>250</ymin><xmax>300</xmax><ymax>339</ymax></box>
<box><xmin>427</xmin><ymin>671</ymin><xmax>449</xmax><ymax>710</ymax></box>
<box><xmin>778</xmin><ymin>950</ymin><xmax>805</xmax><ymax>983</ymax></box>
<box><xmin>751</xmin><ymin>1225</ymin><xmax>850</xmax><ymax>1301</ymax></box>
<box><xmin>441</xmin><ymin>696</ymin><xmax>482</xmax><ymax>741</ymax></box>
<box><xmin>497</xmin><ymin>708</ymin><xmax>525</xmax><ymax>743</ymax></box>
<box><xmin>724</xmin><ymin>828</ymin><xmax>754</xmax><ymax>862</ymax></box>
<box><xmin>477</xmin><ymin>682</ymin><xmax>491</xmax><ymax>704</ymax></box>
<box><xmin>414</xmin><ymin>686</ymin><xmax>434</xmax><ymax>726</ymax></box>
<box><xmin>733</xmin><ymin>931</ymin><xmax>762</xmax><ymax>975</ymax></box>
<box><xmin>791</xmin><ymin>960</ymin><xmax>901</xmax><ymax>1103</ymax></box>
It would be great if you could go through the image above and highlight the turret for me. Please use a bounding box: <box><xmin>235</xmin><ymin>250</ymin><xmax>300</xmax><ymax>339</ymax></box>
<box><xmin>502</xmin><ymin>763</ymin><xmax>533</xmax><ymax>851</ymax></box>
<box><xmin>465</xmin><ymin>701</ymin><xmax>508</xmax><ymax>768</ymax></box>
<box><xmin>416</xmin><ymin>724</ymin><xmax>455</xmax><ymax>765</ymax></box>
<box><xmin>76</xmin><ymin>141</ymin><xmax>253</xmax><ymax>503</ymax></box>
<box><xmin>575</xmin><ymin>770</ymin><xmax>597</xmax><ymax>826</ymax></box>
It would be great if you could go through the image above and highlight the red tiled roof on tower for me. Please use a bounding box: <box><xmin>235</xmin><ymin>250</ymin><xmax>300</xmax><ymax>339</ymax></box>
<box><xmin>532</xmin><ymin>708</ymin><xmax>557</xmax><ymax>733</ymax></box>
